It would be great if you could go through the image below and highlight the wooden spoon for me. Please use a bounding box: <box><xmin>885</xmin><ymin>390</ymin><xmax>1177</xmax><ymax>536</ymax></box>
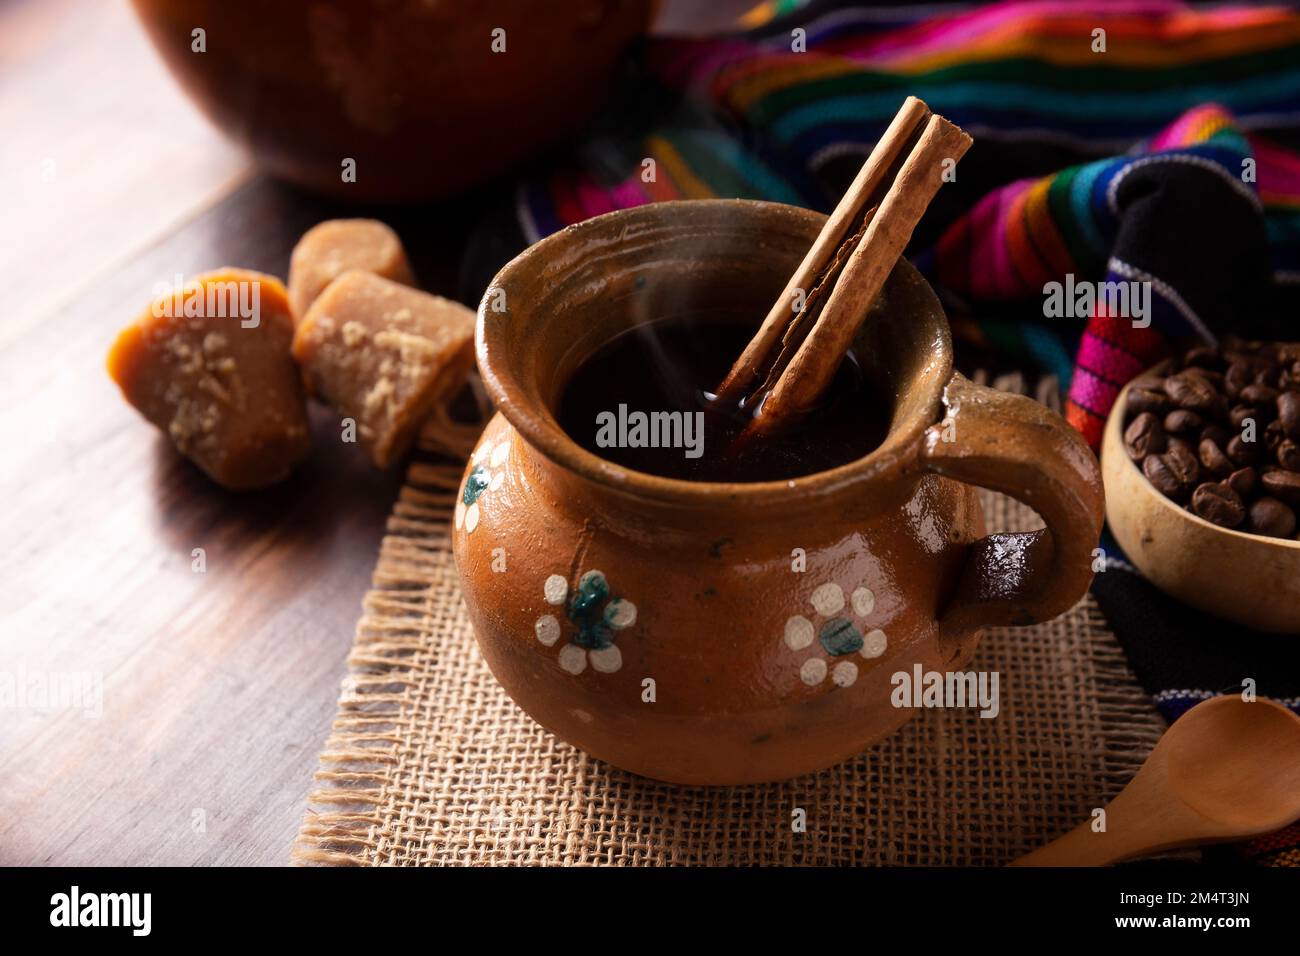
<box><xmin>1014</xmin><ymin>696</ymin><xmax>1300</xmax><ymax>866</ymax></box>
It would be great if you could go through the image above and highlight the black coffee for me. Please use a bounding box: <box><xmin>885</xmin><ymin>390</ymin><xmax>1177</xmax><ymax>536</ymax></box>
<box><xmin>555</xmin><ymin>311</ymin><xmax>889</xmax><ymax>482</ymax></box>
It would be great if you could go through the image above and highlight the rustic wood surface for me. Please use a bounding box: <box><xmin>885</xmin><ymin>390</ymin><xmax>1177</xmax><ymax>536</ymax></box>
<box><xmin>0</xmin><ymin>0</ymin><xmax>478</xmax><ymax>865</ymax></box>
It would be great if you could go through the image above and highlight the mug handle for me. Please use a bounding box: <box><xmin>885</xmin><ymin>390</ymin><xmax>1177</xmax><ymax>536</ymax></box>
<box><xmin>920</xmin><ymin>374</ymin><xmax>1105</xmax><ymax>639</ymax></box>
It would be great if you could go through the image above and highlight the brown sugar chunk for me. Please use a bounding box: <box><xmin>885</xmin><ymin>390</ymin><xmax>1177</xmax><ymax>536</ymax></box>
<box><xmin>292</xmin><ymin>271</ymin><xmax>475</xmax><ymax>468</ymax></box>
<box><xmin>287</xmin><ymin>219</ymin><xmax>415</xmax><ymax>323</ymax></box>
<box><xmin>108</xmin><ymin>269</ymin><xmax>311</xmax><ymax>490</ymax></box>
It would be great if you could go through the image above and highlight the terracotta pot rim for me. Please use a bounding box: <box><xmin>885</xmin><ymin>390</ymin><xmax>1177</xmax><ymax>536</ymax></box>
<box><xmin>476</xmin><ymin>199</ymin><xmax>953</xmax><ymax>508</ymax></box>
<box><xmin>1107</xmin><ymin>379</ymin><xmax>1300</xmax><ymax>551</ymax></box>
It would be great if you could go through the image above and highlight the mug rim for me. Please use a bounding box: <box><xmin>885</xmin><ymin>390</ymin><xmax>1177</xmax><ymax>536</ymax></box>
<box><xmin>476</xmin><ymin>199</ymin><xmax>953</xmax><ymax>507</ymax></box>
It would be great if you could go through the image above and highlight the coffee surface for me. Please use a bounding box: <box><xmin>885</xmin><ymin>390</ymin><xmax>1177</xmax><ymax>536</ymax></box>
<box><xmin>556</xmin><ymin>312</ymin><xmax>889</xmax><ymax>482</ymax></box>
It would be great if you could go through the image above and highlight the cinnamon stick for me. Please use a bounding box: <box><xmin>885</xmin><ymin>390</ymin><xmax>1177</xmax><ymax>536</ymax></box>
<box><xmin>718</xmin><ymin>98</ymin><xmax>971</xmax><ymax>441</ymax></box>
<box><xmin>715</xmin><ymin>95</ymin><xmax>930</xmax><ymax>406</ymax></box>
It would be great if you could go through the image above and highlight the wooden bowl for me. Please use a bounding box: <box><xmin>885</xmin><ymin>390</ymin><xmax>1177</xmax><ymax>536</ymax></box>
<box><xmin>1101</xmin><ymin>376</ymin><xmax>1300</xmax><ymax>633</ymax></box>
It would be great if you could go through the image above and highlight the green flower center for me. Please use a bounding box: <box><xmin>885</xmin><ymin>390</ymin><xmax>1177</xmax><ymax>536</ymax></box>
<box><xmin>462</xmin><ymin>466</ymin><xmax>491</xmax><ymax>505</ymax></box>
<box><xmin>567</xmin><ymin>572</ymin><xmax>617</xmax><ymax>649</ymax></box>
<box><xmin>819</xmin><ymin>618</ymin><xmax>864</xmax><ymax>656</ymax></box>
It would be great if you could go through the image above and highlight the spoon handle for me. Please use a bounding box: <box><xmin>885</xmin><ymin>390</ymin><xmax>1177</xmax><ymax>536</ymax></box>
<box><xmin>1013</xmin><ymin>754</ymin><xmax>1190</xmax><ymax>868</ymax></box>
<box><xmin>1011</xmin><ymin>819</ymin><xmax>1132</xmax><ymax>866</ymax></box>
<box><xmin>1013</xmin><ymin>753</ymin><xmax>1191</xmax><ymax>866</ymax></box>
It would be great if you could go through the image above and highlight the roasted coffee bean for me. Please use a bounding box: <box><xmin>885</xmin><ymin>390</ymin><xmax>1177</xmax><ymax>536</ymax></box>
<box><xmin>1240</xmin><ymin>383</ymin><xmax>1279</xmax><ymax>406</ymax></box>
<box><xmin>1129</xmin><ymin>343</ymin><xmax>1300</xmax><ymax>540</ymax></box>
<box><xmin>1261</xmin><ymin>469</ymin><xmax>1300</xmax><ymax>506</ymax></box>
<box><xmin>1169</xmin><ymin>443</ymin><xmax>1201</xmax><ymax>495</ymax></box>
<box><xmin>1198</xmin><ymin>438</ymin><xmax>1233</xmax><ymax>479</ymax></box>
<box><xmin>1254</xmin><ymin>366</ymin><xmax>1282</xmax><ymax>389</ymax></box>
<box><xmin>1279</xmin><ymin>438</ymin><xmax>1300</xmax><ymax>472</ymax></box>
<box><xmin>1265</xmin><ymin>419</ymin><xmax>1286</xmax><ymax>452</ymax></box>
<box><xmin>1126</xmin><ymin>387</ymin><xmax>1172</xmax><ymax>417</ymax></box>
<box><xmin>1279</xmin><ymin>391</ymin><xmax>1300</xmax><ymax>440</ymax></box>
<box><xmin>1183</xmin><ymin>366</ymin><xmax>1225</xmax><ymax>389</ymax></box>
<box><xmin>1227</xmin><ymin>466</ymin><xmax>1257</xmax><ymax>498</ymax></box>
<box><xmin>1164</xmin><ymin>373</ymin><xmax>1218</xmax><ymax>413</ymax></box>
<box><xmin>1129</xmin><ymin>372</ymin><xmax>1168</xmax><ymax>393</ymax></box>
<box><xmin>1191</xmin><ymin>481</ymin><xmax>1246</xmax><ymax>528</ymax></box>
<box><xmin>1163</xmin><ymin>409</ymin><xmax>1202</xmax><ymax>435</ymax></box>
<box><xmin>1183</xmin><ymin>345</ymin><xmax>1222</xmax><ymax>370</ymax></box>
<box><xmin>1224</xmin><ymin>347</ymin><xmax>1264</xmax><ymax>367</ymax></box>
<box><xmin>1228</xmin><ymin>405</ymin><xmax>1259</xmax><ymax>430</ymax></box>
<box><xmin>1124</xmin><ymin>413</ymin><xmax>1166</xmax><ymax>460</ymax></box>
<box><xmin>1144</xmin><ymin>453</ymin><xmax>1188</xmax><ymax>499</ymax></box>
<box><xmin>1225</xmin><ymin>362</ymin><xmax>1253</xmax><ymax>398</ymax></box>
<box><xmin>1246</xmin><ymin>497</ymin><xmax>1297</xmax><ymax>539</ymax></box>
<box><xmin>1201</xmin><ymin>423</ymin><xmax>1230</xmax><ymax>447</ymax></box>
<box><xmin>1226</xmin><ymin>434</ymin><xmax>1257</xmax><ymax>467</ymax></box>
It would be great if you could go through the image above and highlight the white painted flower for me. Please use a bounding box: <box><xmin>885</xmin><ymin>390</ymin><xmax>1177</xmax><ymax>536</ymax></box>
<box><xmin>455</xmin><ymin>437</ymin><xmax>509</xmax><ymax>534</ymax></box>
<box><xmin>533</xmin><ymin>570</ymin><xmax>636</xmax><ymax>675</ymax></box>
<box><xmin>782</xmin><ymin>582</ymin><xmax>886</xmax><ymax>689</ymax></box>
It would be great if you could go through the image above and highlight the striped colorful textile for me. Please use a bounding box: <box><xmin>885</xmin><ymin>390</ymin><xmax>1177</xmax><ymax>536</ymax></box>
<box><xmin>1237</xmin><ymin>821</ymin><xmax>1300</xmax><ymax>867</ymax></box>
<box><xmin>935</xmin><ymin>101</ymin><xmax>1299</xmax><ymax>447</ymax></box>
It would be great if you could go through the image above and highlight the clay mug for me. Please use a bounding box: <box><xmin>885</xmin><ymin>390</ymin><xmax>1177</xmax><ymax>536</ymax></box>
<box><xmin>453</xmin><ymin>199</ymin><xmax>1104</xmax><ymax>785</ymax></box>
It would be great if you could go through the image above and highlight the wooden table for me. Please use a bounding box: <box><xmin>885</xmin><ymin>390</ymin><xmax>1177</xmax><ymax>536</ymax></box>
<box><xmin>0</xmin><ymin>0</ymin><xmax>476</xmax><ymax>865</ymax></box>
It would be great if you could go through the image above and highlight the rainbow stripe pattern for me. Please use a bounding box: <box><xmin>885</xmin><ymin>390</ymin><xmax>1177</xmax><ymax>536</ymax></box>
<box><xmin>515</xmin><ymin>1</ymin><xmax>1300</xmax><ymax>449</ymax></box>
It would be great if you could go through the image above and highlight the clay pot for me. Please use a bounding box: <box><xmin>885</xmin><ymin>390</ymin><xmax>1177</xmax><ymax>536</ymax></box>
<box><xmin>453</xmin><ymin>200</ymin><xmax>1104</xmax><ymax>784</ymax></box>
<box><xmin>1102</xmin><ymin>373</ymin><xmax>1300</xmax><ymax>633</ymax></box>
<box><xmin>130</xmin><ymin>0</ymin><xmax>654</xmax><ymax>201</ymax></box>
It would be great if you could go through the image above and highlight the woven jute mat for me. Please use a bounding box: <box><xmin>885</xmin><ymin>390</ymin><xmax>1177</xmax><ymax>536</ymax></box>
<box><xmin>292</xmin><ymin>450</ymin><xmax>1166</xmax><ymax>866</ymax></box>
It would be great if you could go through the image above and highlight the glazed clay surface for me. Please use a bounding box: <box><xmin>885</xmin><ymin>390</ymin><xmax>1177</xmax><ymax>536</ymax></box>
<box><xmin>454</xmin><ymin>200</ymin><xmax>1103</xmax><ymax>784</ymax></box>
<box><xmin>131</xmin><ymin>0</ymin><xmax>653</xmax><ymax>201</ymax></box>
<box><xmin>457</xmin><ymin>417</ymin><xmax>984</xmax><ymax>784</ymax></box>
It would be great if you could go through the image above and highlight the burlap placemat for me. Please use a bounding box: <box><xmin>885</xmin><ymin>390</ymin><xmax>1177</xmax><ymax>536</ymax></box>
<box><xmin>293</xmin><ymin>450</ymin><xmax>1167</xmax><ymax>866</ymax></box>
